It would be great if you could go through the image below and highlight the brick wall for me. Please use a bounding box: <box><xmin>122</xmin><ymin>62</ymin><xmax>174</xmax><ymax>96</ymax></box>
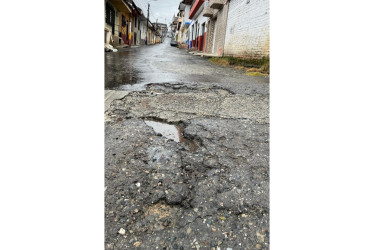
<box><xmin>224</xmin><ymin>0</ymin><xmax>269</xmax><ymax>58</ymax></box>
<box><xmin>205</xmin><ymin>19</ymin><xmax>215</xmax><ymax>53</ymax></box>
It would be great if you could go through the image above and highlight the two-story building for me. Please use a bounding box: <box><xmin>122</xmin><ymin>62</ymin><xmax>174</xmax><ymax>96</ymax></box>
<box><xmin>188</xmin><ymin>0</ymin><xmax>209</xmax><ymax>51</ymax></box>
<box><xmin>202</xmin><ymin>0</ymin><xmax>229</xmax><ymax>56</ymax></box>
<box><xmin>176</xmin><ymin>0</ymin><xmax>192</xmax><ymax>45</ymax></box>
<box><xmin>105</xmin><ymin>0</ymin><xmax>132</xmax><ymax>46</ymax></box>
<box><xmin>202</xmin><ymin>0</ymin><xmax>269</xmax><ymax>58</ymax></box>
<box><xmin>105</xmin><ymin>0</ymin><xmax>153</xmax><ymax>48</ymax></box>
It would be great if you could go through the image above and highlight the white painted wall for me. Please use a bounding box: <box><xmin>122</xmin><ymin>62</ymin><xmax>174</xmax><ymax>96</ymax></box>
<box><xmin>224</xmin><ymin>0</ymin><xmax>269</xmax><ymax>58</ymax></box>
<box><xmin>140</xmin><ymin>21</ymin><xmax>147</xmax><ymax>44</ymax></box>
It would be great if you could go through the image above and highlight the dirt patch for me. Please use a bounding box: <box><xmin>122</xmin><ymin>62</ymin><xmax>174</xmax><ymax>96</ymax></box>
<box><xmin>144</xmin><ymin>203</ymin><xmax>171</xmax><ymax>219</ymax></box>
<box><xmin>208</xmin><ymin>56</ymin><xmax>269</xmax><ymax>75</ymax></box>
<box><xmin>246</xmin><ymin>72</ymin><xmax>268</xmax><ymax>77</ymax></box>
<box><xmin>208</xmin><ymin>57</ymin><xmax>231</xmax><ymax>66</ymax></box>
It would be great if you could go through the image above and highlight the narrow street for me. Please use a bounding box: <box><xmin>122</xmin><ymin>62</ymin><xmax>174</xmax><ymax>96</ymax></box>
<box><xmin>105</xmin><ymin>38</ymin><xmax>268</xmax><ymax>92</ymax></box>
<box><xmin>105</xmin><ymin>39</ymin><xmax>269</xmax><ymax>250</ymax></box>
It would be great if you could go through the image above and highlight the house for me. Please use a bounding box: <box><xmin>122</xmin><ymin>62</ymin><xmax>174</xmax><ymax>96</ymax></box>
<box><xmin>154</xmin><ymin>23</ymin><xmax>168</xmax><ymax>42</ymax></box>
<box><xmin>176</xmin><ymin>0</ymin><xmax>192</xmax><ymax>46</ymax></box>
<box><xmin>105</xmin><ymin>0</ymin><xmax>132</xmax><ymax>46</ymax></box>
<box><xmin>171</xmin><ymin>14</ymin><xmax>178</xmax><ymax>38</ymax></box>
<box><xmin>139</xmin><ymin>16</ymin><xmax>148</xmax><ymax>45</ymax></box>
<box><xmin>175</xmin><ymin>0</ymin><xmax>269</xmax><ymax>59</ymax></box>
<box><xmin>105</xmin><ymin>0</ymin><xmax>153</xmax><ymax>47</ymax></box>
<box><xmin>131</xmin><ymin>4</ymin><xmax>150</xmax><ymax>45</ymax></box>
<box><xmin>203</xmin><ymin>0</ymin><xmax>229</xmax><ymax>56</ymax></box>
<box><xmin>187</xmin><ymin>0</ymin><xmax>209</xmax><ymax>51</ymax></box>
<box><xmin>119</xmin><ymin>3</ymin><xmax>133</xmax><ymax>46</ymax></box>
<box><xmin>148</xmin><ymin>21</ymin><xmax>156</xmax><ymax>44</ymax></box>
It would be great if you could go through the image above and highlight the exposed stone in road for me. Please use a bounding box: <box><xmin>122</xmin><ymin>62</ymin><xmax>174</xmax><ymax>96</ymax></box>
<box><xmin>105</xmin><ymin>90</ymin><xmax>130</xmax><ymax>111</ymax></box>
<box><xmin>108</xmin><ymin>84</ymin><xmax>268</xmax><ymax>124</ymax></box>
<box><xmin>105</xmin><ymin>39</ymin><xmax>269</xmax><ymax>250</ymax></box>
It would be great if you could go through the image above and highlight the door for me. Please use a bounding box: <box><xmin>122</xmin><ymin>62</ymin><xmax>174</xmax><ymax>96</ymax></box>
<box><xmin>126</xmin><ymin>23</ymin><xmax>129</xmax><ymax>44</ymax></box>
<box><xmin>201</xmin><ymin>23</ymin><xmax>205</xmax><ymax>51</ymax></box>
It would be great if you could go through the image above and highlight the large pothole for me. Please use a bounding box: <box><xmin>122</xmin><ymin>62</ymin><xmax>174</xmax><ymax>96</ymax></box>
<box><xmin>144</xmin><ymin>119</ymin><xmax>199</xmax><ymax>152</ymax></box>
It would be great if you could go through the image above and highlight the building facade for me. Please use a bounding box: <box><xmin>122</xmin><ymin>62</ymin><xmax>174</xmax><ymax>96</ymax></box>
<box><xmin>204</xmin><ymin>0</ymin><xmax>229</xmax><ymax>56</ymax></box>
<box><xmin>224</xmin><ymin>0</ymin><xmax>269</xmax><ymax>58</ymax></box>
<box><xmin>188</xmin><ymin>0</ymin><xmax>209</xmax><ymax>51</ymax></box>
<box><xmin>105</xmin><ymin>0</ymin><xmax>155</xmax><ymax>47</ymax></box>
<box><xmin>105</xmin><ymin>0</ymin><xmax>129</xmax><ymax>46</ymax></box>
<box><xmin>175</xmin><ymin>0</ymin><xmax>269</xmax><ymax>58</ymax></box>
<box><xmin>176</xmin><ymin>0</ymin><xmax>192</xmax><ymax>45</ymax></box>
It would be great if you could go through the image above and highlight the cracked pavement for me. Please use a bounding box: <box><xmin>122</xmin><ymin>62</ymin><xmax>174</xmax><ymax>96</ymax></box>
<box><xmin>105</xmin><ymin>39</ymin><xmax>269</xmax><ymax>250</ymax></box>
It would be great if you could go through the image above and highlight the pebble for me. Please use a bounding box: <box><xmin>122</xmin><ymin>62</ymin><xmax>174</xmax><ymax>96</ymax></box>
<box><xmin>256</xmin><ymin>244</ymin><xmax>262</xmax><ymax>249</ymax></box>
<box><xmin>133</xmin><ymin>241</ymin><xmax>142</xmax><ymax>247</ymax></box>
<box><xmin>187</xmin><ymin>227</ymin><xmax>192</xmax><ymax>235</ymax></box>
<box><xmin>118</xmin><ymin>228</ymin><xmax>126</xmax><ymax>235</ymax></box>
<box><xmin>136</xmin><ymin>182</ymin><xmax>141</xmax><ymax>187</ymax></box>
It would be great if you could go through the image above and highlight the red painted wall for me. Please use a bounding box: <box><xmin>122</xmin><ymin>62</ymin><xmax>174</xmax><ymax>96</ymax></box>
<box><xmin>198</xmin><ymin>35</ymin><xmax>203</xmax><ymax>51</ymax></box>
<box><xmin>203</xmin><ymin>32</ymin><xmax>207</xmax><ymax>52</ymax></box>
<box><xmin>189</xmin><ymin>0</ymin><xmax>205</xmax><ymax>19</ymax></box>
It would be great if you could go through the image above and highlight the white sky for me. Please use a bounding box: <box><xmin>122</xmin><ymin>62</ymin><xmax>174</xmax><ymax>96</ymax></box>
<box><xmin>133</xmin><ymin>0</ymin><xmax>181</xmax><ymax>24</ymax></box>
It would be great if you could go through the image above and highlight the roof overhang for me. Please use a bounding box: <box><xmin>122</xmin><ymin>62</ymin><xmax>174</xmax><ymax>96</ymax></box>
<box><xmin>109</xmin><ymin>0</ymin><xmax>132</xmax><ymax>13</ymax></box>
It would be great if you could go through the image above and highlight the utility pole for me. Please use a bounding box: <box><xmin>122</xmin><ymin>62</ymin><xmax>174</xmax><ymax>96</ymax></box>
<box><xmin>146</xmin><ymin>3</ymin><xmax>150</xmax><ymax>45</ymax></box>
<box><xmin>156</xmin><ymin>19</ymin><xmax>158</xmax><ymax>43</ymax></box>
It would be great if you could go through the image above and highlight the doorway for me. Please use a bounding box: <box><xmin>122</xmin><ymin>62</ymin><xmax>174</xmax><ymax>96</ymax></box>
<box><xmin>201</xmin><ymin>23</ymin><xmax>205</xmax><ymax>51</ymax></box>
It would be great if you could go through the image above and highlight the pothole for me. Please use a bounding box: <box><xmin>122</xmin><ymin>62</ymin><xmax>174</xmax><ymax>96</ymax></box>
<box><xmin>144</xmin><ymin>119</ymin><xmax>199</xmax><ymax>152</ymax></box>
<box><xmin>145</xmin><ymin>120</ymin><xmax>180</xmax><ymax>142</ymax></box>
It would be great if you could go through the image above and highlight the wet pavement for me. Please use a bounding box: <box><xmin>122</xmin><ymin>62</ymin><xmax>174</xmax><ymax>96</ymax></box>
<box><xmin>105</xmin><ymin>38</ymin><xmax>268</xmax><ymax>92</ymax></box>
<box><xmin>105</xmin><ymin>38</ymin><xmax>269</xmax><ymax>250</ymax></box>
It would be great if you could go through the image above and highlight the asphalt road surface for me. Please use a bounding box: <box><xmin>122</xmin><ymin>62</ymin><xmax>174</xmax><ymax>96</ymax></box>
<box><xmin>105</xmin><ymin>38</ymin><xmax>269</xmax><ymax>250</ymax></box>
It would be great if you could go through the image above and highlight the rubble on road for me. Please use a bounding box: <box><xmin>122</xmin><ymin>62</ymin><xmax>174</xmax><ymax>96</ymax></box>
<box><xmin>105</xmin><ymin>44</ymin><xmax>118</xmax><ymax>52</ymax></box>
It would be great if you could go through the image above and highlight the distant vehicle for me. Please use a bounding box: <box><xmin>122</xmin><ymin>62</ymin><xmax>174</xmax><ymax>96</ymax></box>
<box><xmin>170</xmin><ymin>39</ymin><xmax>178</xmax><ymax>47</ymax></box>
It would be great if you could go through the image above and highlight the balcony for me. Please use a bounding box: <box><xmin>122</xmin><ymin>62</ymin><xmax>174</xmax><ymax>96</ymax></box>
<box><xmin>209</xmin><ymin>0</ymin><xmax>224</xmax><ymax>9</ymax></box>
<box><xmin>189</xmin><ymin>0</ymin><xmax>204</xmax><ymax>19</ymax></box>
<box><xmin>202</xmin><ymin>7</ymin><xmax>214</xmax><ymax>18</ymax></box>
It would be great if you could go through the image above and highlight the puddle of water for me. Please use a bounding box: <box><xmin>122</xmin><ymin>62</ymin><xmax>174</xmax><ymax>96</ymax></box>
<box><xmin>145</xmin><ymin>120</ymin><xmax>180</xmax><ymax>142</ymax></box>
<box><xmin>144</xmin><ymin>120</ymin><xmax>199</xmax><ymax>151</ymax></box>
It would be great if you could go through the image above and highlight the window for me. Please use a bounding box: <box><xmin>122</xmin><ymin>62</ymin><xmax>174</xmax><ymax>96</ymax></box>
<box><xmin>105</xmin><ymin>3</ymin><xmax>115</xmax><ymax>25</ymax></box>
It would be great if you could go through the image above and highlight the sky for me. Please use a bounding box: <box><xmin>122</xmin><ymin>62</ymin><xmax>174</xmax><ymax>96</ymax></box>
<box><xmin>133</xmin><ymin>0</ymin><xmax>181</xmax><ymax>24</ymax></box>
